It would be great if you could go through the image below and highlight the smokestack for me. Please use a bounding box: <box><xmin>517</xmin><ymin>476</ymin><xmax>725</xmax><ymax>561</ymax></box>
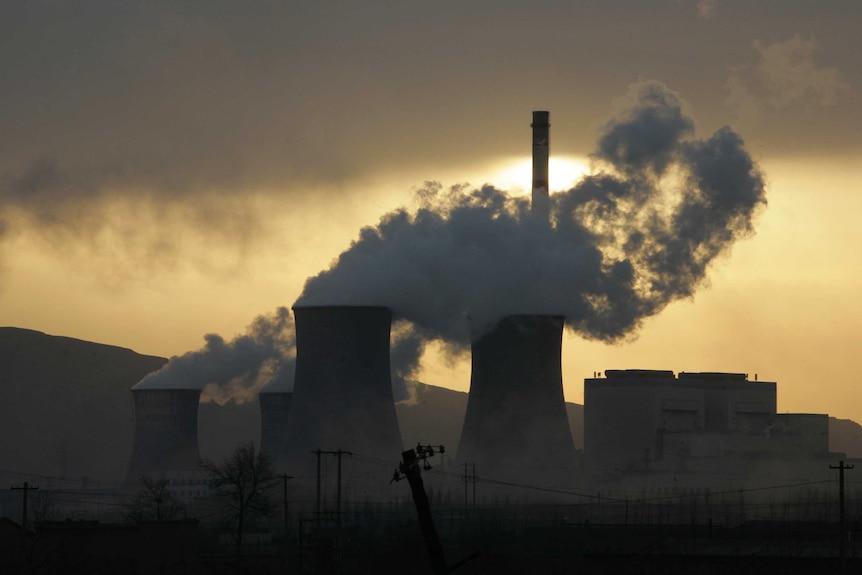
<box><xmin>125</xmin><ymin>388</ymin><xmax>202</xmax><ymax>485</ymax></box>
<box><xmin>258</xmin><ymin>390</ymin><xmax>292</xmax><ymax>461</ymax></box>
<box><xmin>457</xmin><ymin>315</ymin><xmax>578</xmax><ymax>488</ymax></box>
<box><xmin>284</xmin><ymin>306</ymin><xmax>403</xmax><ymax>485</ymax></box>
<box><xmin>531</xmin><ymin>110</ymin><xmax>550</xmax><ymax>224</ymax></box>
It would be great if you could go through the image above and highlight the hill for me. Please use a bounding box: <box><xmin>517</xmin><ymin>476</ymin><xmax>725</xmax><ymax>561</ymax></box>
<box><xmin>0</xmin><ymin>328</ymin><xmax>167</xmax><ymax>483</ymax></box>
<box><xmin>2</xmin><ymin>327</ymin><xmax>860</xmax><ymax>486</ymax></box>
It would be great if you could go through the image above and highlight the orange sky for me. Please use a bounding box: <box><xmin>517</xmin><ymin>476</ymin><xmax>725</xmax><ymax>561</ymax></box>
<box><xmin>3</xmin><ymin>154</ymin><xmax>861</xmax><ymax>422</ymax></box>
<box><xmin>1</xmin><ymin>2</ymin><xmax>860</xmax><ymax>421</ymax></box>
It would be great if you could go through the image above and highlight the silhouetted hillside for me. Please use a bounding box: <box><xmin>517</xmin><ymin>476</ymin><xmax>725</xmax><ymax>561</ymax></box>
<box><xmin>2</xmin><ymin>327</ymin><xmax>859</xmax><ymax>486</ymax></box>
<box><xmin>0</xmin><ymin>328</ymin><xmax>167</xmax><ymax>482</ymax></box>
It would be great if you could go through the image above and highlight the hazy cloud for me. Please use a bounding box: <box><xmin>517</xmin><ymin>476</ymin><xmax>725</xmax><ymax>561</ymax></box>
<box><xmin>696</xmin><ymin>0</ymin><xmax>718</xmax><ymax>18</ymax></box>
<box><xmin>727</xmin><ymin>34</ymin><xmax>850</xmax><ymax>119</ymax></box>
<box><xmin>2</xmin><ymin>2</ymin><xmax>856</xmax><ymax>291</ymax></box>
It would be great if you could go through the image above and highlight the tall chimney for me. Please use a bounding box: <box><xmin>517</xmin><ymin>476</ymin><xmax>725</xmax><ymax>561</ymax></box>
<box><xmin>531</xmin><ymin>111</ymin><xmax>550</xmax><ymax>224</ymax></box>
<box><xmin>284</xmin><ymin>306</ymin><xmax>403</xmax><ymax>491</ymax></box>
<box><xmin>457</xmin><ymin>315</ymin><xmax>579</xmax><ymax>490</ymax></box>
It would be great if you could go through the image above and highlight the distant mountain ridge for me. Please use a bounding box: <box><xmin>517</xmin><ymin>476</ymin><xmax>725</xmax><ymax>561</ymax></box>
<box><xmin>0</xmin><ymin>327</ymin><xmax>167</xmax><ymax>482</ymax></box>
<box><xmin>1</xmin><ymin>327</ymin><xmax>860</xmax><ymax>485</ymax></box>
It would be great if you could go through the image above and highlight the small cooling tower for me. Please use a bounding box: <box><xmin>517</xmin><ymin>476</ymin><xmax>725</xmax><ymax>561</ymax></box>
<box><xmin>258</xmin><ymin>390</ymin><xmax>292</xmax><ymax>460</ymax></box>
<box><xmin>284</xmin><ymin>306</ymin><xmax>403</xmax><ymax>482</ymax></box>
<box><xmin>125</xmin><ymin>388</ymin><xmax>202</xmax><ymax>485</ymax></box>
<box><xmin>457</xmin><ymin>315</ymin><xmax>578</xmax><ymax>488</ymax></box>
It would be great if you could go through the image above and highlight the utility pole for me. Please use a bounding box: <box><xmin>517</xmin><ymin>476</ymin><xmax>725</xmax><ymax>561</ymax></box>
<box><xmin>463</xmin><ymin>462</ymin><xmax>468</xmax><ymax>509</ymax></box>
<box><xmin>11</xmin><ymin>482</ymin><xmax>38</xmax><ymax>531</ymax></box>
<box><xmin>313</xmin><ymin>448</ymin><xmax>352</xmax><ymax>571</ymax></box>
<box><xmin>830</xmin><ymin>460</ymin><xmax>854</xmax><ymax>571</ymax></box>
<box><xmin>334</xmin><ymin>450</ymin><xmax>349</xmax><ymax>529</ymax></box>
<box><xmin>313</xmin><ymin>449</ymin><xmax>352</xmax><ymax>518</ymax></box>
<box><xmin>392</xmin><ymin>444</ymin><xmax>447</xmax><ymax>575</ymax></box>
<box><xmin>280</xmin><ymin>473</ymin><xmax>293</xmax><ymax>564</ymax></box>
<box><xmin>463</xmin><ymin>461</ymin><xmax>479</xmax><ymax>509</ymax></box>
<box><xmin>313</xmin><ymin>449</ymin><xmax>322</xmax><ymax>519</ymax></box>
<box><xmin>332</xmin><ymin>450</ymin><xmax>350</xmax><ymax>561</ymax></box>
<box><xmin>462</xmin><ymin>463</ymin><xmax>477</xmax><ymax>510</ymax></box>
<box><xmin>472</xmin><ymin>463</ymin><xmax>477</xmax><ymax>508</ymax></box>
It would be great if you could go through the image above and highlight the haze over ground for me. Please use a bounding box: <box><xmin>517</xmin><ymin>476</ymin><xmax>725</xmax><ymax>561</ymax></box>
<box><xmin>1</xmin><ymin>2</ymin><xmax>860</xmax><ymax>422</ymax></box>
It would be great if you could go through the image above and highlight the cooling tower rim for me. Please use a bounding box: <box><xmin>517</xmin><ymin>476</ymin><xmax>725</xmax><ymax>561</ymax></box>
<box><xmin>292</xmin><ymin>304</ymin><xmax>391</xmax><ymax>312</ymax></box>
<box><xmin>130</xmin><ymin>386</ymin><xmax>203</xmax><ymax>394</ymax></box>
<box><xmin>471</xmin><ymin>312</ymin><xmax>566</xmax><ymax>327</ymax></box>
<box><xmin>500</xmin><ymin>313</ymin><xmax>565</xmax><ymax>320</ymax></box>
<box><xmin>470</xmin><ymin>313</ymin><xmax>566</xmax><ymax>324</ymax></box>
<box><xmin>469</xmin><ymin>313</ymin><xmax>566</xmax><ymax>342</ymax></box>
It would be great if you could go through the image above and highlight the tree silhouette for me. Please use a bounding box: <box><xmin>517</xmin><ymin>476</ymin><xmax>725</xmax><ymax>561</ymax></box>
<box><xmin>201</xmin><ymin>441</ymin><xmax>277</xmax><ymax>561</ymax></box>
<box><xmin>125</xmin><ymin>475</ymin><xmax>186</xmax><ymax>522</ymax></box>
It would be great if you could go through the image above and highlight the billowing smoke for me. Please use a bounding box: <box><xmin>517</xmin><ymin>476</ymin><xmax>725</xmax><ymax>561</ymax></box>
<box><xmin>133</xmin><ymin>307</ymin><xmax>295</xmax><ymax>404</ymax></box>
<box><xmin>137</xmin><ymin>81</ymin><xmax>766</xmax><ymax>402</ymax></box>
<box><xmin>296</xmin><ymin>81</ymin><xmax>767</xmax><ymax>374</ymax></box>
<box><xmin>390</xmin><ymin>319</ymin><xmax>428</xmax><ymax>403</ymax></box>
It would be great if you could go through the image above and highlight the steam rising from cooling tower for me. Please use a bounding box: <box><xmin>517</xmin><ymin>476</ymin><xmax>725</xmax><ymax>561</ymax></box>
<box><xmin>133</xmin><ymin>307</ymin><xmax>295</xmax><ymax>404</ymax></box>
<box><xmin>297</xmin><ymin>81</ymin><xmax>767</xmax><ymax>371</ymax></box>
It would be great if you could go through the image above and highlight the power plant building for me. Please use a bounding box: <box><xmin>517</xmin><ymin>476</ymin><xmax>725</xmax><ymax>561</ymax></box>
<box><xmin>584</xmin><ymin>370</ymin><xmax>837</xmax><ymax>493</ymax></box>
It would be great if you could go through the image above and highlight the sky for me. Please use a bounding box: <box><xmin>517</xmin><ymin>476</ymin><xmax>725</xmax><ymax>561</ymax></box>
<box><xmin>2</xmin><ymin>1</ymin><xmax>861</xmax><ymax>422</ymax></box>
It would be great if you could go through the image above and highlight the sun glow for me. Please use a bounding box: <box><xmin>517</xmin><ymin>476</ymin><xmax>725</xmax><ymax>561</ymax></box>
<box><xmin>487</xmin><ymin>156</ymin><xmax>591</xmax><ymax>193</ymax></box>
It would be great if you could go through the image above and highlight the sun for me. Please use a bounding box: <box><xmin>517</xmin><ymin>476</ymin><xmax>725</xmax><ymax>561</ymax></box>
<box><xmin>487</xmin><ymin>156</ymin><xmax>590</xmax><ymax>193</ymax></box>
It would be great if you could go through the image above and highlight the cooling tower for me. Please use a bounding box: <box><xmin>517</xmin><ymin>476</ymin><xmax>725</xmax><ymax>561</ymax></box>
<box><xmin>258</xmin><ymin>391</ymin><xmax>292</xmax><ymax>460</ymax></box>
<box><xmin>457</xmin><ymin>315</ymin><xmax>578</xmax><ymax>488</ymax></box>
<box><xmin>284</xmin><ymin>306</ymin><xmax>403</xmax><ymax>483</ymax></box>
<box><xmin>125</xmin><ymin>388</ymin><xmax>202</xmax><ymax>485</ymax></box>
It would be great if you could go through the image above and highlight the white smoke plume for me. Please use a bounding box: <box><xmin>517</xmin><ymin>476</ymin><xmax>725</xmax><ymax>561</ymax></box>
<box><xmin>133</xmin><ymin>307</ymin><xmax>294</xmax><ymax>404</ymax></box>
<box><xmin>137</xmin><ymin>81</ymin><xmax>766</xmax><ymax>402</ymax></box>
<box><xmin>297</xmin><ymin>81</ymin><xmax>767</xmax><ymax>371</ymax></box>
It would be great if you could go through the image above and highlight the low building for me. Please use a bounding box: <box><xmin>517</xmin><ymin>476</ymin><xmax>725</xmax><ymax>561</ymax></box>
<box><xmin>584</xmin><ymin>370</ymin><xmax>839</xmax><ymax>495</ymax></box>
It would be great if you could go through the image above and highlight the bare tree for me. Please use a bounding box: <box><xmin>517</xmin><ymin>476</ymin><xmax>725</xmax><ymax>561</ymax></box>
<box><xmin>125</xmin><ymin>475</ymin><xmax>186</xmax><ymax>522</ymax></box>
<box><xmin>201</xmin><ymin>441</ymin><xmax>277</xmax><ymax>561</ymax></box>
<box><xmin>31</xmin><ymin>489</ymin><xmax>58</xmax><ymax>524</ymax></box>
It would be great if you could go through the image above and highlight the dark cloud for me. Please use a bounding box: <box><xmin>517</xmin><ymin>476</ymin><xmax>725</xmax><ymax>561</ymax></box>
<box><xmin>0</xmin><ymin>1</ymin><xmax>855</xmax><ymax>288</ymax></box>
<box><xmin>726</xmin><ymin>34</ymin><xmax>851</xmax><ymax>126</ymax></box>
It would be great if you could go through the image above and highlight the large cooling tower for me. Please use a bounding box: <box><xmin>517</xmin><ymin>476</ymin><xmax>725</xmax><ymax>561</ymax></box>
<box><xmin>283</xmin><ymin>306</ymin><xmax>403</xmax><ymax>481</ymax></box>
<box><xmin>258</xmin><ymin>391</ymin><xmax>292</xmax><ymax>460</ymax></box>
<box><xmin>125</xmin><ymin>388</ymin><xmax>202</xmax><ymax>485</ymax></box>
<box><xmin>457</xmin><ymin>315</ymin><xmax>578</xmax><ymax>488</ymax></box>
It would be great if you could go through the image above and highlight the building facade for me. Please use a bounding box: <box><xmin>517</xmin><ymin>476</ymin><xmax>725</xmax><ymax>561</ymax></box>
<box><xmin>584</xmin><ymin>370</ymin><xmax>836</xmax><ymax>494</ymax></box>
